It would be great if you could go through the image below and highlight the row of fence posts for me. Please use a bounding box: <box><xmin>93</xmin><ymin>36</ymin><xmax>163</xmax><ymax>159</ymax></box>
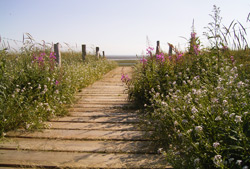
<box><xmin>155</xmin><ymin>40</ymin><xmax>173</xmax><ymax>56</ymax></box>
<box><xmin>54</xmin><ymin>41</ymin><xmax>173</xmax><ymax>67</ymax></box>
<box><xmin>53</xmin><ymin>43</ymin><xmax>105</xmax><ymax>67</ymax></box>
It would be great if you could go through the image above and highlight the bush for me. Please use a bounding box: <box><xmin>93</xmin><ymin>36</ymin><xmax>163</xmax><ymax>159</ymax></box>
<box><xmin>128</xmin><ymin>45</ymin><xmax>249</xmax><ymax>168</ymax></box>
<box><xmin>0</xmin><ymin>49</ymin><xmax>117</xmax><ymax>135</ymax></box>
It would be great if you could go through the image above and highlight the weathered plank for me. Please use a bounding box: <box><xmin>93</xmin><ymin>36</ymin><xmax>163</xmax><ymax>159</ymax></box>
<box><xmin>0</xmin><ymin>150</ymin><xmax>171</xmax><ymax>168</ymax></box>
<box><xmin>0</xmin><ymin>138</ymin><xmax>155</xmax><ymax>153</ymax></box>
<box><xmin>72</xmin><ymin>104</ymin><xmax>131</xmax><ymax>108</ymax></box>
<box><xmin>6</xmin><ymin>129</ymin><xmax>151</xmax><ymax>141</ymax></box>
<box><xmin>44</xmin><ymin>122</ymin><xmax>141</xmax><ymax>130</ymax></box>
<box><xmin>69</xmin><ymin>111</ymin><xmax>136</xmax><ymax>117</ymax></box>
<box><xmin>50</xmin><ymin>116</ymin><xmax>139</xmax><ymax>123</ymax></box>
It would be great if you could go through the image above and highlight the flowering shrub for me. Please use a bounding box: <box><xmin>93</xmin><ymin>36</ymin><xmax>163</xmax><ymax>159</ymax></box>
<box><xmin>0</xmin><ymin>49</ymin><xmax>117</xmax><ymax>135</ymax></box>
<box><xmin>128</xmin><ymin>45</ymin><xmax>250</xmax><ymax>168</ymax></box>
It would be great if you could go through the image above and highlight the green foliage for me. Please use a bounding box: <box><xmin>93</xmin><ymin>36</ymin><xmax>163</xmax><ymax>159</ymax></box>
<box><xmin>0</xmin><ymin>48</ymin><xmax>117</xmax><ymax>135</ymax></box>
<box><xmin>128</xmin><ymin>48</ymin><xmax>249</xmax><ymax>168</ymax></box>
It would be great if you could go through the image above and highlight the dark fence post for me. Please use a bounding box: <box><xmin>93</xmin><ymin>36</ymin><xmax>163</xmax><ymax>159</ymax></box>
<box><xmin>168</xmin><ymin>44</ymin><xmax>173</xmax><ymax>56</ymax></box>
<box><xmin>102</xmin><ymin>51</ymin><xmax>105</xmax><ymax>58</ymax></box>
<box><xmin>54</xmin><ymin>43</ymin><xmax>61</xmax><ymax>67</ymax></box>
<box><xmin>96</xmin><ymin>47</ymin><xmax>100</xmax><ymax>58</ymax></box>
<box><xmin>156</xmin><ymin>41</ymin><xmax>160</xmax><ymax>54</ymax></box>
<box><xmin>82</xmin><ymin>44</ymin><xmax>86</xmax><ymax>61</ymax></box>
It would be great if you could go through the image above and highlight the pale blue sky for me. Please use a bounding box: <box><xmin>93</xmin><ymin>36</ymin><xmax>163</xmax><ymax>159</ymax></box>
<box><xmin>1</xmin><ymin>0</ymin><xmax>250</xmax><ymax>55</ymax></box>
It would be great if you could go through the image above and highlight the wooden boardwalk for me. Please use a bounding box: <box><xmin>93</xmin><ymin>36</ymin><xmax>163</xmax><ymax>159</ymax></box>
<box><xmin>0</xmin><ymin>67</ymin><xmax>171</xmax><ymax>168</ymax></box>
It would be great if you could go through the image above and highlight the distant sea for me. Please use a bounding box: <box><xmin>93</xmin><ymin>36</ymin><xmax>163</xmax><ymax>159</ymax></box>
<box><xmin>105</xmin><ymin>55</ymin><xmax>143</xmax><ymax>60</ymax></box>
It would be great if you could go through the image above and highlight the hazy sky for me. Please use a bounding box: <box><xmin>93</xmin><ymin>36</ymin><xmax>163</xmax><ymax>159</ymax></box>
<box><xmin>1</xmin><ymin>0</ymin><xmax>250</xmax><ymax>55</ymax></box>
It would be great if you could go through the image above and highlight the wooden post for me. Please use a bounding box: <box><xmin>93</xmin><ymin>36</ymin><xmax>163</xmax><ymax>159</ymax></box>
<box><xmin>168</xmin><ymin>44</ymin><xmax>173</xmax><ymax>56</ymax></box>
<box><xmin>82</xmin><ymin>44</ymin><xmax>86</xmax><ymax>61</ymax></box>
<box><xmin>96</xmin><ymin>47</ymin><xmax>100</xmax><ymax>58</ymax></box>
<box><xmin>102</xmin><ymin>51</ymin><xmax>105</xmax><ymax>58</ymax></box>
<box><xmin>156</xmin><ymin>41</ymin><xmax>160</xmax><ymax>54</ymax></box>
<box><xmin>54</xmin><ymin>43</ymin><xmax>61</xmax><ymax>67</ymax></box>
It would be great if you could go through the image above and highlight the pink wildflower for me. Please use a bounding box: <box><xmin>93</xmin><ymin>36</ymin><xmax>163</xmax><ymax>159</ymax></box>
<box><xmin>55</xmin><ymin>80</ymin><xmax>59</xmax><ymax>85</ymax></box>
<box><xmin>191</xmin><ymin>32</ymin><xmax>196</xmax><ymax>39</ymax></box>
<box><xmin>146</xmin><ymin>47</ymin><xmax>154</xmax><ymax>56</ymax></box>
<box><xmin>50</xmin><ymin>52</ymin><xmax>56</xmax><ymax>60</ymax></box>
<box><xmin>177</xmin><ymin>53</ymin><xmax>183</xmax><ymax>61</ymax></box>
<box><xmin>156</xmin><ymin>53</ymin><xmax>165</xmax><ymax>62</ymax></box>
<box><xmin>121</xmin><ymin>74</ymin><xmax>130</xmax><ymax>83</ymax></box>
<box><xmin>230</xmin><ymin>56</ymin><xmax>235</xmax><ymax>63</ymax></box>
<box><xmin>193</xmin><ymin>45</ymin><xmax>200</xmax><ymax>55</ymax></box>
<box><xmin>140</xmin><ymin>57</ymin><xmax>147</xmax><ymax>64</ymax></box>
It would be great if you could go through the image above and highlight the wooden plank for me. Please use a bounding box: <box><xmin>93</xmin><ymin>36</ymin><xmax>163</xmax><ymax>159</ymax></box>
<box><xmin>68</xmin><ymin>107</ymin><xmax>124</xmax><ymax>112</ymax></box>
<box><xmin>0</xmin><ymin>150</ymin><xmax>170</xmax><ymax>168</ymax></box>
<box><xmin>75</xmin><ymin>93</ymin><xmax>127</xmax><ymax>96</ymax></box>
<box><xmin>78</xmin><ymin>99</ymin><xmax>129</xmax><ymax>102</ymax></box>
<box><xmin>0</xmin><ymin>138</ymin><xmax>155</xmax><ymax>153</ymax></box>
<box><xmin>6</xmin><ymin>129</ymin><xmax>151</xmax><ymax>141</ymax></box>
<box><xmin>44</xmin><ymin>122</ymin><xmax>141</xmax><ymax>130</ymax></box>
<box><xmin>72</xmin><ymin>104</ymin><xmax>131</xmax><ymax>108</ymax></box>
<box><xmin>69</xmin><ymin>111</ymin><xmax>136</xmax><ymax>117</ymax></box>
<box><xmin>50</xmin><ymin>116</ymin><xmax>139</xmax><ymax>123</ymax></box>
<box><xmin>74</xmin><ymin>101</ymin><xmax>131</xmax><ymax>105</ymax></box>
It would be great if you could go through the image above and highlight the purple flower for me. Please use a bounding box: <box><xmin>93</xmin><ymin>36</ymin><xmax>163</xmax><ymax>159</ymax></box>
<box><xmin>125</xmin><ymin>75</ymin><xmax>130</xmax><ymax>81</ymax></box>
<box><xmin>50</xmin><ymin>52</ymin><xmax>56</xmax><ymax>60</ymax></box>
<box><xmin>121</xmin><ymin>74</ymin><xmax>125</xmax><ymax>81</ymax></box>
<box><xmin>156</xmin><ymin>53</ymin><xmax>165</xmax><ymax>62</ymax></box>
<box><xmin>177</xmin><ymin>53</ymin><xmax>183</xmax><ymax>61</ymax></box>
<box><xmin>194</xmin><ymin>45</ymin><xmax>200</xmax><ymax>55</ymax></box>
<box><xmin>168</xmin><ymin>55</ymin><xmax>172</xmax><ymax>60</ymax></box>
<box><xmin>191</xmin><ymin>32</ymin><xmax>196</xmax><ymax>39</ymax></box>
<box><xmin>40</xmin><ymin>52</ymin><xmax>46</xmax><ymax>57</ymax></box>
<box><xmin>146</xmin><ymin>47</ymin><xmax>154</xmax><ymax>55</ymax></box>
<box><xmin>121</xmin><ymin>74</ymin><xmax>130</xmax><ymax>83</ymax></box>
<box><xmin>230</xmin><ymin>56</ymin><xmax>235</xmax><ymax>63</ymax></box>
<box><xmin>55</xmin><ymin>80</ymin><xmax>59</xmax><ymax>85</ymax></box>
<box><xmin>140</xmin><ymin>57</ymin><xmax>147</xmax><ymax>64</ymax></box>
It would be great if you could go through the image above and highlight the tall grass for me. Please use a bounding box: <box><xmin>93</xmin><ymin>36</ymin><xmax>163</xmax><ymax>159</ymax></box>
<box><xmin>0</xmin><ymin>41</ymin><xmax>117</xmax><ymax>136</ymax></box>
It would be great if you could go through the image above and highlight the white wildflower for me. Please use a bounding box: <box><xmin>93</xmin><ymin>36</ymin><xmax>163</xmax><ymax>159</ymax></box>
<box><xmin>213</xmin><ymin>155</ymin><xmax>222</xmax><ymax>166</ymax></box>
<box><xmin>191</xmin><ymin>106</ymin><xmax>198</xmax><ymax>114</ymax></box>
<box><xmin>223</xmin><ymin>111</ymin><xmax>229</xmax><ymax>115</ymax></box>
<box><xmin>182</xmin><ymin>119</ymin><xmax>188</xmax><ymax>124</ymax></box>
<box><xmin>237</xmin><ymin>81</ymin><xmax>244</xmax><ymax>88</ymax></box>
<box><xmin>187</xmin><ymin>129</ymin><xmax>193</xmax><ymax>134</ymax></box>
<box><xmin>157</xmin><ymin>148</ymin><xmax>163</xmax><ymax>154</ymax></box>
<box><xmin>236</xmin><ymin>160</ymin><xmax>242</xmax><ymax>165</ymax></box>
<box><xmin>229</xmin><ymin>113</ymin><xmax>235</xmax><ymax>118</ymax></box>
<box><xmin>213</xmin><ymin>142</ymin><xmax>220</xmax><ymax>148</ymax></box>
<box><xmin>194</xmin><ymin>158</ymin><xmax>200</xmax><ymax>165</ymax></box>
<box><xmin>235</xmin><ymin>115</ymin><xmax>242</xmax><ymax>123</ymax></box>
<box><xmin>195</xmin><ymin>126</ymin><xmax>203</xmax><ymax>132</ymax></box>
<box><xmin>215</xmin><ymin>116</ymin><xmax>222</xmax><ymax>121</ymax></box>
<box><xmin>157</xmin><ymin>85</ymin><xmax>160</xmax><ymax>90</ymax></box>
<box><xmin>223</xmin><ymin>100</ymin><xmax>228</xmax><ymax>105</ymax></box>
